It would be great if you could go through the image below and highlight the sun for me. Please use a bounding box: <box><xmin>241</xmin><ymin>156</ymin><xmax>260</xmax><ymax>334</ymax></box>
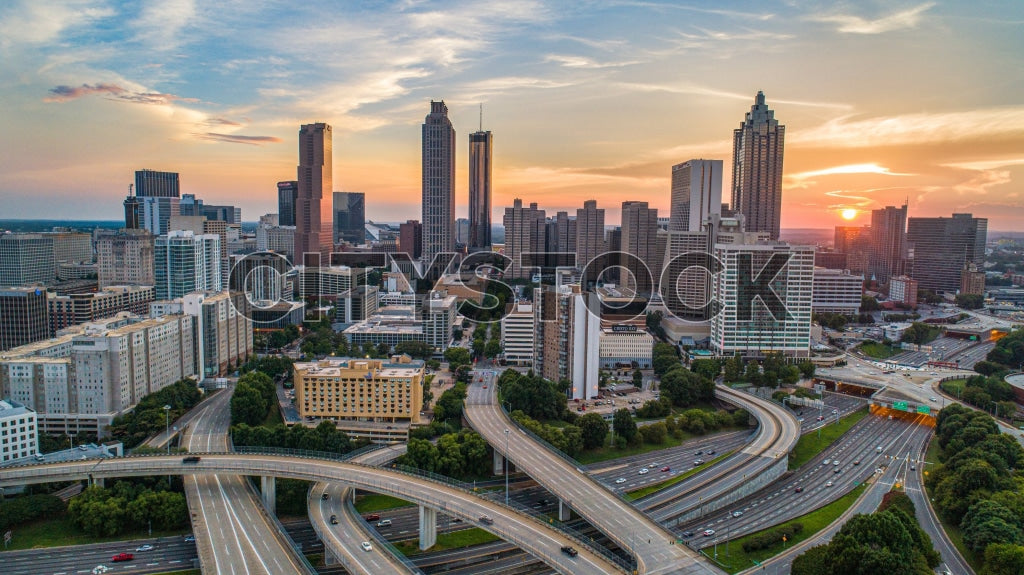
<box><xmin>841</xmin><ymin>208</ymin><xmax>858</xmax><ymax>220</ymax></box>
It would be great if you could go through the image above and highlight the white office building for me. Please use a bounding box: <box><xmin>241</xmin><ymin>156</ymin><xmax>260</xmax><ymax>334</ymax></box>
<box><xmin>599</xmin><ymin>326</ymin><xmax>654</xmax><ymax>369</ymax></box>
<box><xmin>0</xmin><ymin>399</ymin><xmax>38</xmax><ymax>463</ymax></box>
<box><xmin>154</xmin><ymin>231</ymin><xmax>222</xmax><ymax>300</ymax></box>
<box><xmin>501</xmin><ymin>302</ymin><xmax>535</xmax><ymax>366</ymax></box>
<box><xmin>811</xmin><ymin>268</ymin><xmax>864</xmax><ymax>315</ymax></box>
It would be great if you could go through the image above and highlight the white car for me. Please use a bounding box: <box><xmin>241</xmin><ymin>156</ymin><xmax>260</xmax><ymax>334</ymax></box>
<box><xmin>732</xmin><ymin>511</ymin><xmax>743</xmax><ymax>517</ymax></box>
<box><xmin>615</xmin><ymin>477</ymin><xmax>627</xmax><ymax>484</ymax></box>
<box><xmin>638</xmin><ymin>468</ymin><xmax>649</xmax><ymax>475</ymax></box>
<box><xmin>92</xmin><ymin>567</ymin><xmax>110</xmax><ymax>575</ymax></box>
<box><xmin>135</xmin><ymin>544</ymin><xmax>154</xmax><ymax>552</ymax></box>
<box><xmin>823</xmin><ymin>459</ymin><xmax>831</xmax><ymax>465</ymax></box>
<box><xmin>930</xmin><ymin>397</ymin><xmax>937</xmax><ymax>402</ymax></box>
<box><xmin>703</xmin><ymin>529</ymin><xmax>715</xmax><ymax>536</ymax></box>
<box><xmin>833</xmin><ymin>460</ymin><xmax>840</xmax><ymax>466</ymax></box>
<box><xmin>825</xmin><ymin>481</ymin><xmax>834</xmax><ymax>487</ymax></box>
<box><xmin>360</xmin><ymin>541</ymin><xmax>373</xmax><ymax>552</ymax></box>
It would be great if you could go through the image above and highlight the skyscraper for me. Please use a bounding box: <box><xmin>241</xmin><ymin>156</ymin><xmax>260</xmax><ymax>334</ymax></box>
<box><xmin>468</xmin><ymin>129</ymin><xmax>492</xmax><ymax>251</ymax></box>
<box><xmin>620</xmin><ymin>201</ymin><xmax>660</xmax><ymax>295</ymax></box>
<box><xmin>277</xmin><ymin>181</ymin><xmax>299</xmax><ymax>227</ymax></box>
<box><xmin>869</xmin><ymin>204</ymin><xmax>908</xmax><ymax>285</ymax></box>
<box><xmin>0</xmin><ymin>287</ymin><xmax>50</xmax><ymax>351</ymax></box>
<box><xmin>154</xmin><ymin>231</ymin><xmax>222</xmax><ymax>300</ymax></box>
<box><xmin>575</xmin><ymin>200</ymin><xmax>606</xmax><ymax>284</ymax></box>
<box><xmin>95</xmin><ymin>229</ymin><xmax>155</xmax><ymax>288</ymax></box>
<box><xmin>0</xmin><ymin>234</ymin><xmax>55</xmax><ymax>286</ymax></box>
<box><xmin>670</xmin><ymin>159</ymin><xmax>723</xmax><ymax>232</ymax></box>
<box><xmin>545</xmin><ymin>211</ymin><xmax>576</xmax><ymax>268</ymax></box>
<box><xmin>399</xmin><ymin>220</ymin><xmax>423</xmax><ymax>259</ymax></box>
<box><xmin>135</xmin><ymin>170</ymin><xmax>180</xmax><ymax>198</ymax></box>
<box><xmin>296</xmin><ymin>123</ymin><xmax>333</xmax><ymax>265</ymax></box>
<box><xmin>907</xmin><ymin>214</ymin><xmax>987</xmax><ymax>293</ymax></box>
<box><xmin>333</xmin><ymin>192</ymin><xmax>366</xmax><ymax>245</ymax></box>
<box><xmin>731</xmin><ymin>92</ymin><xmax>785</xmax><ymax>240</ymax></box>
<box><xmin>503</xmin><ymin>199</ymin><xmax>546</xmax><ymax>279</ymax></box>
<box><xmin>422</xmin><ymin>101</ymin><xmax>455</xmax><ymax>262</ymax></box>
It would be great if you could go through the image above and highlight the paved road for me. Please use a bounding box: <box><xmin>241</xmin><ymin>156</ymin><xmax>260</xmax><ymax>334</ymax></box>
<box><xmin>0</xmin><ymin>454</ymin><xmax>625</xmax><ymax>575</ymax></box>
<box><xmin>140</xmin><ymin>387</ymin><xmax>226</xmax><ymax>451</ymax></box>
<box><xmin>180</xmin><ymin>387</ymin><xmax>312</xmax><ymax>575</ymax></box>
<box><xmin>465</xmin><ymin>370</ymin><xmax>727</xmax><ymax>575</ymax></box>
<box><xmin>905</xmin><ymin>445</ymin><xmax>976</xmax><ymax>575</ymax></box>
<box><xmin>0</xmin><ymin>536</ymin><xmax>197</xmax><ymax>575</ymax></box>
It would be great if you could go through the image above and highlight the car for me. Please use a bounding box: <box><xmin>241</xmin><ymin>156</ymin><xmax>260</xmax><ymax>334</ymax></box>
<box><xmin>875</xmin><ymin>468</ymin><xmax>884</xmax><ymax>474</ymax></box>
<box><xmin>795</xmin><ymin>486</ymin><xmax>804</xmax><ymax>493</ymax></box>
<box><xmin>92</xmin><ymin>566</ymin><xmax>110</xmax><ymax>574</ymax></box>
<box><xmin>832</xmin><ymin>409</ymin><xmax>838</xmax><ymax>414</ymax></box>
<box><xmin>184</xmin><ymin>535</ymin><xmax>196</xmax><ymax>543</ymax></box>
<box><xmin>360</xmin><ymin>541</ymin><xmax>373</xmax><ymax>552</ymax></box>
<box><xmin>706</xmin><ymin>449</ymin><xmax>715</xmax><ymax>455</ymax></box>
<box><xmin>682</xmin><ymin>531</ymin><xmax>694</xmax><ymax>538</ymax></box>
<box><xmin>135</xmin><ymin>544</ymin><xmax>154</xmax><ymax>552</ymax></box>
<box><xmin>910</xmin><ymin>465</ymin><xmax>915</xmax><ymax>471</ymax></box>
<box><xmin>833</xmin><ymin>460</ymin><xmax>840</xmax><ymax>466</ymax></box>
<box><xmin>823</xmin><ymin>459</ymin><xmax>831</xmax><ymax>465</ymax></box>
<box><xmin>732</xmin><ymin>511</ymin><xmax>743</xmax><ymax>517</ymax></box>
<box><xmin>834</xmin><ymin>467</ymin><xmax>841</xmax><ymax>474</ymax></box>
<box><xmin>693</xmin><ymin>459</ymin><xmax>704</xmax><ymax>466</ymax></box>
<box><xmin>482</xmin><ymin>385</ymin><xmax>487</xmax><ymax>389</ymax></box>
<box><xmin>694</xmin><ymin>450</ymin><xmax>702</xmax><ymax>456</ymax></box>
<box><xmin>797</xmin><ymin>417</ymin><xmax>804</xmax><ymax>422</ymax></box>
<box><xmin>561</xmin><ymin>545</ymin><xmax>579</xmax><ymax>557</ymax></box>
<box><xmin>825</xmin><ymin>481</ymin><xmax>834</xmax><ymax>487</ymax></box>
<box><xmin>479</xmin><ymin>515</ymin><xmax>494</xmax><ymax>525</ymax></box>
<box><xmin>930</xmin><ymin>372</ymin><xmax>938</xmax><ymax>376</ymax></box>
<box><xmin>330</xmin><ymin>514</ymin><xmax>338</xmax><ymax>524</ymax></box>
<box><xmin>817</xmin><ymin>415</ymin><xmax>825</xmax><ymax>421</ymax></box>
<box><xmin>321</xmin><ymin>492</ymin><xmax>330</xmax><ymax>500</ymax></box>
<box><xmin>365</xmin><ymin>513</ymin><xmax>381</xmax><ymax>521</ymax></box>
<box><xmin>112</xmin><ymin>553</ymin><xmax>133</xmax><ymax>562</ymax></box>
<box><xmin>660</xmin><ymin>466</ymin><xmax>671</xmax><ymax>472</ymax></box>
<box><xmin>615</xmin><ymin>477</ymin><xmax>627</xmax><ymax>484</ymax></box>
<box><xmin>929</xmin><ymin>397</ymin><xmax>937</xmax><ymax>402</ymax></box>
<box><xmin>638</xmin><ymin>467</ymin><xmax>649</xmax><ymax>475</ymax></box>
<box><xmin>376</xmin><ymin>519</ymin><xmax>392</xmax><ymax>527</ymax></box>
<box><xmin>703</xmin><ymin>529</ymin><xmax>716</xmax><ymax>536</ymax></box>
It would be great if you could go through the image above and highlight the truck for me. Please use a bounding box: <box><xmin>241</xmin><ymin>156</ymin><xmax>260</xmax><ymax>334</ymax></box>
<box><xmin>182</xmin><ymin>456</ymin><xmax>201</xmax><ymax>464</ymax></box>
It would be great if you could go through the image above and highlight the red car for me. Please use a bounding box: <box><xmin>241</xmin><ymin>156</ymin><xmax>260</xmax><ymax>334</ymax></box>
<box><xmin>112</xmin><ymin>553</ymin><xmax>134</xmax><ymax>562</ymax></box>
<box><xmin>660</xmin><ymin>466</ymin><xmax>671</xmax><ymax>472</ymax></box>
<box><xmin>364</xmin><ymin>513</ymin><xmax>381</xmax><ymax>521</ymax></box>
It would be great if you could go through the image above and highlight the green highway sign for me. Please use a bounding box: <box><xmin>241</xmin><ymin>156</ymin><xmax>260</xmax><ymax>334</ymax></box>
<box><xmin>917</xmin><ymin>406</ymin><xmax>931</xmax><ymax>414</ymax></box>
<box><xmin>893</xmin><ymin>401</ymin><xmax>908</xmax><ymax>411</ymax></box>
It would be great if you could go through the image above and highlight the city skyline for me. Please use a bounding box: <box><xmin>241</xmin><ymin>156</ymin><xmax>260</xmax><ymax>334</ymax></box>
<box><xmin>1</xmin><ymin>1</ymin><xmax>1023</xmax><ymax>229</ymax></box>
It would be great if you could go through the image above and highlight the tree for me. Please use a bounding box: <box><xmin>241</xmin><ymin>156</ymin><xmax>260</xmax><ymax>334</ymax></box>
<box><xmin>484</xmin><ymin>338</ymin><xmax>502</xmax><ymax>358</ymax></box>
<box><xmin>983</xmin><ymin>543</ymin><xmax>1024</xmax><ymax>575</ymax></box>
<box><xmin>612</xmin><ymin>409</ymin><xmax>638</xmax><ymax>443</ymax></box>
<box><xmin>577</xmin><ymin>413</ymin><xmax>609</xmax><ymax>449</ymax></box>
<box><xmin>652</xmin><ymin>343</ymin><xmax>680</xmax><ymax>377</ymax></box>
<box><xmin>444</xmin><ymin>347</ymin><xmax>472</xmax><ymax>370</ymax></box>
<box><xmin>639</xmin><ymin>421</ymin><xmax>667</xmax><ymax>444</ymax></box>
<box><xmin>797</xmin><ymin>361</ymin><xmax>816</xmax><ymax>379</ymax></box>
<box><xmin>433</xmin><ymin>383</ymin><xmax>467</xmax><ymax>423</ymax></box>
<box><xmin>632</xmin><ymin>369</ymin><xmax>643</xmax><ymax>387</ymax></box>
<box><xmin>723</xmin><ymin>353</ymin><xmax>744</xmax><ymax>382</ymax></box>
<box><xmin>230</xmin><ymin>384</ymin><xmax>268</xmax><ymax>426</ymax></box>
<box><xmin>791</xmin><ymin>545</ymin><xmax>831</xmax><ymax>575</ymax></box>
<box><xmin>394</xmin><ymin>340</ymin><xmax>433</xmax><ymax>359</ymax></box>
<box><xmin>956</xmin><ymin>293</ymin><xmax>985</xmax><ymax>310</ymax></box>
<box><xmin>962</xmin><ymin>500</ymin><xmax>1024</xmax><ymax>552</ymax></box>
<box><xmin>861</xmin><ymin>295</ymin><xmax>881</xmax><ymax>311</ymax></box>
<box><xmin>691</xmin><ymin>359</ymin><xmax>721</xmax><ymax>381</ymax></box>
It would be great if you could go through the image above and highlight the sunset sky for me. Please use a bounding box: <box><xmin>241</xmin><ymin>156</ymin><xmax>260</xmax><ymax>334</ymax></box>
<box><xmin>1</xmin><ymin>1</ymin><xmax>1023</xmax><ymax>229</ymax></box>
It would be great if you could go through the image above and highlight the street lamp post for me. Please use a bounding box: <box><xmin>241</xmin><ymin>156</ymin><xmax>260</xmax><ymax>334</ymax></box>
<box><xmin>504</xmin><ymin>428</ymin><xmax>510</xmax><ymax>505</ymax></box>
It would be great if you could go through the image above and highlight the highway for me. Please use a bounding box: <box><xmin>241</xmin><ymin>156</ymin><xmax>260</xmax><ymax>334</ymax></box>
<box><xmin>141</xmin><ymin>387</ymin><xmax>226</xmax><ymax>451</ymax></box>
<box><xmin>0</xmin><ymin>453</ymin><xmax>627</xmax><ymax>575</ymax></box>
<box><xmin>904</xmin><ymin>446</ymin><xmax>976</xmax><ymax>575</ymax></box>
<box><xmin>1</xmin><ymin>536</ymin><xmax>198</xmax><ymax>575</ymax></box>
<box><xmin>464</xmin><ymin>370</ymin><xmax>727</xmax><ymax>575</ymax></box>
<box><xmin>308</xmin><ymin>443</ymin><xmax>413</xmax><ymax>575</ymax></box>
<box><xmin>180</xmin><ymin>387</ymin><xmax>313</xmax><ymax>575</ymax></box>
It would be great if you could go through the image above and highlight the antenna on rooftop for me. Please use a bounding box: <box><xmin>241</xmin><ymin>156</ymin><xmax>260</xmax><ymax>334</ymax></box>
<box><xmin>129</xmin><ymin>183</ymin><xmax>134</xmax><ymax>197</ymax></box>
<box><xmin>479</xmin><ymin>103</ymin><xmax>483</xmax><ymax>132</ymax></box>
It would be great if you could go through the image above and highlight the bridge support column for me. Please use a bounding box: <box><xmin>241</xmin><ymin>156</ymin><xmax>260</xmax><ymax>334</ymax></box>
<box><xmin>89</xmin><ymin>476</ymin><xmax>104</xmax><ymax>488</ymax></box>
<box><xmin>419</xmin><ymin>506</ymin><xmax>437</xmax><ymax>550</ymax></box>
<box><xmin>558</xmin><ymin>499</ymin><xmax>571</xmax><ymax>521</ymax></box>
<box><xmin>493</xmin><ymin>449</ymin><xmax>505</xmax><ymax>475</ymax></box>
<box><xmin>261</xmin><ymin>476</ymin><xmax>276</xmax><ymax>514</ymax></box>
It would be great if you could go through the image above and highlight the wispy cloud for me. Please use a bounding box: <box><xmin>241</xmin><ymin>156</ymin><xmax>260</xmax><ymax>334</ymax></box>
<box><xmin>807</xmin><ymin>2</ymin><xmax>935</xmax><ymax>35</ymax></box>
<box><xmin>615</xmin><ymin>82</ymin><xmax>852</xmax><ymax>110</ymax></box>
<box><xmin>203</xmin><ymin>118</ymin><xmax>242</xmax><ymax>127</ymax></box>
<box><xmin>194</xmin><ymin>132</ymin><xmax>282</xmax><ymax>145</ymax></box>
<box><xmin>45</xmin><ymin>83</ymin><xmax>198</xmax><ymax>105</ymax></box>
<box><xmin>791</xmin><ymin>107</ymin><xmax>1024</xmax><ymax>147</ymax></box>
<box><xmin>131</xmin><ymin>0</ymin><xmax>197</xmax><ymax>51</ymax></box>
<box><xmin>789</xmin><ymin>163</ymin><xmax>915</xmax><ymax>181</ymax></box>
<box><xmin>0</xmin><ymin>0</ymin><xmax>115</xmax><ymax>48</ymax></box>
<box><xmin>544</xmin><ymin>54</ymin><xmax>641</xmax><ymax>69</ymax></box>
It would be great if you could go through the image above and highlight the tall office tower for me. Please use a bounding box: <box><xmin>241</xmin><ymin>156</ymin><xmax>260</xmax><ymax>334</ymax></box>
<box><xmin>669</xmin><ymin>159</ymin><xmax>723</xmax><ymax>232</ymax></box>
<box><xmin>123</xmin><ymin>189</ymin><xmax>141</xmax><ymax>230</ymax></box>
<box><xmin>333</xmin><ymin>192</ymin><xmax>366</xmax><ymax>245</ymax></box>
<box><xmin>296</xmin><ymin>123</ymin><xmax>333</xmax><ymax>265</ymax></box>
<box><xmin>468</xmin><ymin>129</ymin><xmax>493</xmax><ymax>251</ymax></box>
<box><xmin>575</xmin><ymin>200</ymin><xmax>606</xmax><ymax>283</ymax></box>
<box><xmin>135</xmin><ymin>169</ymin><xmax>180</xmax><ymax>198</ymax></box>
<box><xmin>731</xmin><ymin>91</ymin><xmax>785</xmax><ymax>240</ymax></box>
<box><xmin>277</xmin><ymin>181</ymin><xmax>299</xmax><ymax>227</ymax></box>
<box><xmin>140</xmin><ymin>196</ymin><xmax>180</xmax><ymax>235</ymax></box>
<box><xmin>0</xmin><ymin>287</ymin><xmax>50</xmax><ymax>351</ymax></box>
<box><xmin>455</xmin><ymin>218</ymin><xmax>470</xmax><ymax>245</ymax></box>
<box><xmin>533</xmin><ymin>284</ymin><xmax>600</xmax><ymax>400</ymax></box>
<box><xmin>869</xmin><ymin>204</ymin><xmax>908</xmax><ymax>285</ymax></box>
<box><xmin>503</xmin><ymin>199</ymin><xmax>547</xmax><ymax>279</ymax></box>
<box><xmin>399</xmin><ymin>220</ymin><xmax>423</xmax><ymax>259</ymax></box>
<box><xmin>179</xmin><ymin>194</ymin><xmax>204</xmax><ymax>216</ymax></box>
<box><xmin>709</xmin><ymin>239</ymin><xmax>814</xmax><ymax>358</ymax></box>
<box><xmin>95</xmin><ymin>229</ymin><xmax>155</xmax><ymax>288</ymax></box>
<box><xmin>49</xmin><ymin>232</ymin><xmax>93</xmax><ymax>267</ymax></box>
<box><xmin>421</xmin><ymin>101</ymin><xmax>456</xmax><ymax>262</ymax></box>
<box><xmin>228</xmin><ymin>252</ymin><xmax>292</xmax><ymax>303</ymax></box>
<box><xmin>545</xmin><ymin>211</ymin><xmax>576</xmax><ymax>268</ymax></box>
<box><xmin>661</xmin><ymin>230</ymin><xmax>711</xmax><ymax>321</ymax></box>
<box><xmin>255</xmin><ymin>223</ymin><xmax>296</xmax><ymax>261</ymax></box>
<box><xmin>620</xmin><ymin>201</ymin><xmax>660</xmax><ymax>295</ymax></box>
<box><xmin>179</xmin><ymin>292</ymin><xmax>253</xmax><ymax>380</ymax></box>
<box><xmin>154</xmin><ymin>231</ymin><xmax>222</xmax><ymax>300</ymax></box>
<box><xmin>907</xmin><ymin>213</ymin><xmax>987</xmax><ymax>293</ymax></box>
<box><xmin>0</xmin><ymin>235</ymin><xmax>56</xmax><ymax>286</ymax></box>
<box><xmin>834</xmin><ymin>225</ymin><xmax>870</xmax><ymax>253</ymax></box>
<box><xmin>201</xmin><ymin>204</ymin><xmax>241</xmax><ymax>224</ymax></box>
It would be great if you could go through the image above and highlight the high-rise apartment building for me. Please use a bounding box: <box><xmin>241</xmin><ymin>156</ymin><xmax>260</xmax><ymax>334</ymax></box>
<box><xmin>961</xmin><ymin>263</ymin><xmax>986</xmax><ymax>296</ymax></box>
<box><xmin>544</xmin><ymin>212</ymin><xmax>576</xmax><ymax>269</ymax></box>
<box><xmin>709</xmin><ymin>239</ymin><xmax>813</xmax><ymax>358</ymax></box>
<box><xmin>180</xmin><ymin>292</ymin><xmax>253</xmax><ymax>380</ymax></box>
<box><xmin>907</xmin><ymin>214</ymin><xmax>987</xmax><ymax>293</ymax></box>
<box><xmin>575</xmin><ymin>200</ymin><xmax>606</xmax><ymax>283</ymax></box>
<box><xmin>534</xmin><ymin>284</ymin><xmax>600</xmax><ymax>400</ymax></box>
<box><xmin>47</xmin><ymin>285</ymin><xmax>155</xmax><ymax>332</ymax></box>
<box><xmin>296</xmin><ymin>123</ymin><xmax>333</xmax><ymax>264</ymax></box>
<box><xmin>811</xmin><ymin>268</ymin><xmax>864</xmax><ymax>315</ymax></box>
<box><xmin>421</xmin><ymin>101</ymin><xmax>456</xmax><ymax>262</ymax></box>
<box><xmin>0</xmin><ymin>399</ymin><xmax>38</xmax><ymax>463</ymax></box>
<box><xmin>154</xmin><ymin>231</ymin><xmax>222</xmax><ymax>300</ymax></box>
<box><xmin>670</xmin><ymin>159</ymin><xmax>723</xmax><ymax>232</ymax></box>
<box><xmin>0</xmin><ymin>234</ymin><xmax>55</xmax><ymax>286</ymax></box>
<box><xmin>277</xmin><ymin>181</ymin><xmax>299</xmax><ymax>227</ymax></box>
<box><xmin>500</xmin><ymin>301</ymin><xmax>534</xmax><ymax>366</ymax></box>
<box><xmin>333</xmin><ymin>192</ymin><xmax>366</xmax><ymax>245</ymax></box>
<box><xmin>620</xmin><ymin>201</ymin><xmax>660</xmax><ymax>295</ymax></box>
<box><xmin>140</xmin><ymin>196</ymin><xmax>180</xmax><ymax>236</ymax></box>
<box><xmin>503</xmin><ymin>199</ymin><xmax>547</xmax><ymax>279</ymax></box>
<box><xmin>294</xmin><ymin>356</ymin><xmax>424</xmax><ymax>424</ymax></box>
<box><xmin>889</xmin><ymin>276</ymin><xmax>919</xmax><ymax>308</ymax></box>
<box><xmin>0</xmin><ymin>287</ymin><xmax>50</xmax><ymax>351</ymax></box>
<box><xmin>255</xmin><ymin>223</ymin><xmax>295</xmax><ymax>261</ymax></box>
<box><xmin>399</xmin><ymin>220</ymin><xmax>423</xmax><ymax>259</ymax></box>
<box><xmin>731</xmin><ymin>92</ymin><xmax>785</xmax><ymax>240</ymax></box>
<box><xmin>468</xmin><ymin>129</ymin><xmax>493</xmax><ymax>251</ymax></box>
<box><xmin>135</xmin><ymin>170</ymin><xmax>179</xmax><ymax>198</ymax></box>
<box><xmin>95</xmin><ymin>229</ymin><xmax>155</xmax><ymax>288</ymax></box>
<box><xmin>661</xmin><ymin>230</ymin><xmax>712</xmax><ymax>321</ymax></box>
<box><xmin>869</xmin><ymin>204</ymin><xmax>907</xmax><ymax>285</ymax></box>
<box><xmin>49</xmin><ymin>232</ymin><xmax>93</xmax><ymax>268</ymax></box>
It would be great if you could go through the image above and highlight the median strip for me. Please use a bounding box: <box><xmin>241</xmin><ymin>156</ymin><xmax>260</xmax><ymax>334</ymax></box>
<box><xmin>625</xmin><ymin>451</ymin><xmax>734</xmax><ymax>501</ymax></box>
<box><xmin>788</xmin><ymin>407</ymin><xmax>868</xmax><ymax>470</ymax></box>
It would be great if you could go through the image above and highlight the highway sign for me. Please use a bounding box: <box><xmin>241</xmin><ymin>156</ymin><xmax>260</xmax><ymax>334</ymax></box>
<box><xmin>917</xmin><ymin>405</ymin><xmax>931</xmax><ymax>414</ymax></box>
<box><xmin>893</xmin><ymin>401</ymin><xmax>908</xmax><ymax>411</ymax></box>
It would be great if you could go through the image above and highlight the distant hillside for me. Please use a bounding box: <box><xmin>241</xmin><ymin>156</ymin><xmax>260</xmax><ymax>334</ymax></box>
<box><xmin>0</xmin><ymin>219</ymin><xmax>122</xmax><ymax>233</ymax></box>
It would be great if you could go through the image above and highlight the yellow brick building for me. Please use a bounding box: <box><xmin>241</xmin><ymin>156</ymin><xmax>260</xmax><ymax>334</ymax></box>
<box><xmin>294</xmin><ymin>356</ymin><xmax>424</xmax><ymax>424</ymax></box>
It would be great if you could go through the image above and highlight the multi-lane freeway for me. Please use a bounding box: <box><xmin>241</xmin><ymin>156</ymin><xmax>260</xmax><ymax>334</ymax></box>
<box><xmin>2</xmin><ymin>536</ymin><xmax>197</xmax><ymax>575</ymax></box>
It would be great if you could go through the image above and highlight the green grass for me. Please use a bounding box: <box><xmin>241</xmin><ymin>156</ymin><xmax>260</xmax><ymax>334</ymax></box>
<box><xmin>576</xmin><ymin>426</ymin><xmax>748</xmax><ymax>465</ymax></box>
<box><xmin>354</xmin><ymin>494</ymin><xmax>413</xmax><ymax>513</ymax></box>
<box><xmin>625</xmin><ymin>451</ymin><xmax>733</xmax><ymax>500</ymax></box>
<box><xmin>1</xmin><ymin>513</ymin><xmax>190</xmax><ymax>551</ymax></box>
<box><xmin>261</xmin><ymin>400</ymin><xmax>284</xmax><ymax>427</ymax></box>
<box><xmin>939</xmin><ymin>379</ymin><xmax>965</xmax><ymax>397</ymax></box>
<box><xmin>921</xmin><ymin>436</ymin><xmax>984</xmax><ymax>572</ymax></box>
<box><xmin>858</xmin><ymin>342</ymin><xmax>900</xmax><ymax>359</ymax></box>
<box><xmin>706</xmin><ymin>483</ymin><xmax>867</xmax><ymax>573</ymax></box>
<box><xmin>789</xmin><ymin>407</ymin><xmax>869</xmax><ymax>470</ymax></box>
<box><xmin>393</xmin><ymin>527</ymin><xmax>499</xmax><ymax>556</ymax></box>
